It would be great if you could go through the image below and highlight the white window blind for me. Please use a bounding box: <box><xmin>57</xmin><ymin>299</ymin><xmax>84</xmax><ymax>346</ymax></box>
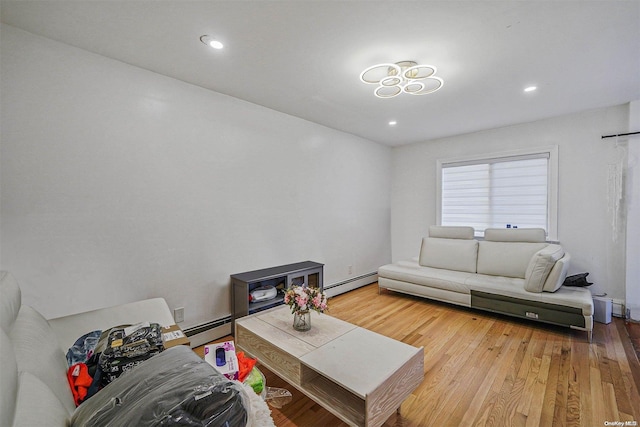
<box><xmin>441</xmin><ymin>153</ymin><xmax>550</xmax><ymax>235</ymax></box>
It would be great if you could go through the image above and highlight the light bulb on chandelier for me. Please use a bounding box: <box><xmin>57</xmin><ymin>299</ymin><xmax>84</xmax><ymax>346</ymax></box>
<box><xmin>359</xmin><ymin>61</ymin><xmax>443</xmax><ymax>98</ymax></box>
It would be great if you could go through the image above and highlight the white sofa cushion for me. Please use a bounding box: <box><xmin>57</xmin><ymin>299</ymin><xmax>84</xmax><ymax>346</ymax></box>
<box><xmin>379</xmin><ymin>260</ymin><xmax>473</xmax><ymax>294</ymax></box>
<box><xmin>13</xmin><ymin>372</ymin><xmax>69</xmax><ymax>427</ymax></box>
<box><xmin>10</xmin><ymin>306</ymin><xmax>75</xmax><ymax>413</ymax></box>
<box><xmin>543</xmin><ymin>253</ymin><xmax>571</xmax><ymax>293</ymax></box>
<box><xmin>419</xmin><ymin>237</ymin><xmax>478</xmax><ymax>273</ymax></box>
<box><xmin>477</xmin><ymin>241</ymin><xmax>548</xmax><ymax>279</ymax></box>
<box><xmin>484</xmin><ymin>228</ymin><xmax>547</xmax><ymax>243</ymax></box>
<box><xmin>2</xmin><ymin>328</ymin><xmax>71</xmax><ymax>427</ymax></box>
<box><xmin>49</xmin><ymin>297</ymin><xmax>175</xmax><ymax>351</ymax></box>
<box><xmin>428</xmin><ymin>225</ymin><xmax>475</xmax><ymax>239</ymax></box>
<box><xmin>1</xmin><ymin>329</ymin><xmax>17</xmax><ymax>427</ymax></box>
<box><xmin>0</xmin><ymin>271</ymin><xmax>21</xmax><ymax>334</ymax></box>
<box><xmin>523</xmin><ymin>244</ymin><xmax>565</xmax><ymax>293</ymax></box>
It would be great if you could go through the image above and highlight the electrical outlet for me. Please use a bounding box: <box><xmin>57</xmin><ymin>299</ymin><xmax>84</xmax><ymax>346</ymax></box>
<box><xmin>348</xmin><ymin>265</ymin><xmax>353</xmax><ymax>275</ymax></box>
<box><xmin>173</xmin><ymin>307</ymin><xmax>185</xmax><ymax>323</ymax></box>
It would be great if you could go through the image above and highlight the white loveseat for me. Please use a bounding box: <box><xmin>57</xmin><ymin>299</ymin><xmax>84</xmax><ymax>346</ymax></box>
<box><xmin>378</xmin><ymin>226</ymin><xmax>594</xmax><ymax>341</ymax></box>
<box><xmin>0</xmin><ymin>271</ymin><xmax>259</xmax><ymax>427</ymax></box>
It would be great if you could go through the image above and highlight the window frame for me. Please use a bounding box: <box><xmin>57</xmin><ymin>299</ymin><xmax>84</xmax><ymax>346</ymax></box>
<box><xmin>436</xmin><ymin>146</ymin><xmax>559</xmax><ymax>240</ymax></box>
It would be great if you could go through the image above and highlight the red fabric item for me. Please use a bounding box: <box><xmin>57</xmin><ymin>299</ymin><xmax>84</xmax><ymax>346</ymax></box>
<box><xmin>67</xmin><ymin>363</ymin><xmax>93</xmax><ymax>406</ymax></box>
<box><xmin>236</xmin><ymin>351</ymin><xmax>257</xmax><ymax>382</ymax></box>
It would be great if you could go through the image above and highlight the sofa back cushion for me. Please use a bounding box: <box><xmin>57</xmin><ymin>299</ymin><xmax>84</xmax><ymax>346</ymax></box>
<box><xmin>428</xmin><ymin>226</ymin><xmax>475</xmax><ymax>240</ymax></box>
<box><xmin>477</xmin><ymin>241</ymin><xmax>548</xmax><ymax>278</ymax></box>
<box><xmin>484</xmin><ymin>228</ymin><xmax>547</xmax><ymax>243</ymax></box>
<box><xmin>9</xmin><ymin>306</ymin><xmax>76</xmax><ymax>414</ymax></box>
<box><xmin>419</xmin><ymin>237</ymin><xmax>479</xmax><ymax>273</ymax></box>
<box><xmin>1</xmin><ymin>271</ymin><xmax>21</xmax><ymax>334</ymax></box>
<box><xmin>1</xmin><ymin>322</ymin><xmax>70</xmax><ymax>427</ymax></box>
<box><xmin>13</xmin><ymin>372</ymin><xmax>70</xmax><ymax>427</ymax></box>
<box><xmin>542</xmin><ymin>252</ymin><xmax>571</xmax><ymax>292</ymax></box>
<box><xmin>523</xmin><ymin>244</ymin><xmax>565</xmax><ymax>292</ymax></box>
<box><xmin>1</xmin><ymin>329</ymin><xmax>17</xmax><ymax>427</ymax></box>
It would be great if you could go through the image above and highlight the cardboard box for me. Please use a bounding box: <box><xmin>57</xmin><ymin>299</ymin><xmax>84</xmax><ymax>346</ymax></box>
<box><xmin>161</xmin><ymin>325</ymin><xmax>190</xmax><ymax>349</ymax></box>
<box><xmin>204</xmin><ymin>340</ymin><xmax>239</xmax><ymax>380</ymax></box>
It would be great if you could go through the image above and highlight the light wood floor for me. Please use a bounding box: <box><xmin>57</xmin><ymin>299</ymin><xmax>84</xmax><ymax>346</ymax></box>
<box><xmin>198</xmin><ymin>283</ymin><xmax>640</xmax><ymax>427</ymax></box>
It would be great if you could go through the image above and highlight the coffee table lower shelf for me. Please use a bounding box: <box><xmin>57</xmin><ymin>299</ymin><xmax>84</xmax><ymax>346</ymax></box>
<box><xmin>295</xmin><ymin>364</ymin><xmax>367</xmax><ymax>426</ymax></box>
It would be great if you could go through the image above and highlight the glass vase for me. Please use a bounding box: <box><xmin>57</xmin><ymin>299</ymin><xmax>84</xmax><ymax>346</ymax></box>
<box><xmin>293</xmin><ymin>310</ymin><xmax>311</xmax><ymax>331</ymax></box>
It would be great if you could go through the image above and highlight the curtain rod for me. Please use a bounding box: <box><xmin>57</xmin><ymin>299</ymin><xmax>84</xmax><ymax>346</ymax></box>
<box><xmin>601</xmin><ymin>131</ymin><xmax>640</xmax><ymax>139</ymax></box>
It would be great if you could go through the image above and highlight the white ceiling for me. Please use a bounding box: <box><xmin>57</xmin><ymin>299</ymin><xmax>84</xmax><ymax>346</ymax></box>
<box><xmin>2</xmin><ymin>1</ymin><xmax>639</xmax><ymax>146</ymax></box>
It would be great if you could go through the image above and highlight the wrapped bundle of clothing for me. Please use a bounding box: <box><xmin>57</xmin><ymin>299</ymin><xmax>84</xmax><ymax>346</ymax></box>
<box><xmin>70</xmin><ymin>345</ymin><xmax>249</xmax><ymax>427</ymax></box>
<box><xmin>98</xmin><ymin>322</ymin><xmax>164</xmax><ymax>386</ymax></box>
<box><xmin>65</xmin><ymin>322</ymin><xmax>166</xmax><ymax>405</ymax></box>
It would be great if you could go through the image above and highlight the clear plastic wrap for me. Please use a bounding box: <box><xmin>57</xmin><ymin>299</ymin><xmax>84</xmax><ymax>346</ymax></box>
<box><xmin>264</xmin><ymin>387</ymin><xmax>292</xmax><ymax>408</ymax></box>
<box><xmin>70</xmin><ymin>345</ymin><xmax>249</xmax><ymax>427</ymax></box>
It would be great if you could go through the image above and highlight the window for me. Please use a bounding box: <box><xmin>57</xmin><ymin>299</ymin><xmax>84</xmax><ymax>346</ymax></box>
<box><xmin>437</xmin><ymin>147</ymin><xmax>558</xmax><ymax>239</ymax></box>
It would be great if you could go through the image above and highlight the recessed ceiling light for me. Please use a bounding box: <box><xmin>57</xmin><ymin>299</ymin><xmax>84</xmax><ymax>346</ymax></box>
<box><xmin>389</xmin><ymin>120</ymin><xmax>397</xmax><ymax>126</ymax></box>
<box><xmin>524</xmin><ymin>86</ymin><xmax>537</xmax><ymax>92</ymax></box>
<box><xmin>200</xmin><ymin>35</ymin><xmax>224</xmax><ymax>49</ymax></box>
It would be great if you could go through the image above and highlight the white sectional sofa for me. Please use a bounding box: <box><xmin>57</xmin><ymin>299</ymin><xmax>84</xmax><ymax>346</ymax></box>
<box><xmin>0</xmin><ymin>271</ymin><xmax>258</xmax><ymax>427</ymax></box>
<box><xmin>0</xmin><ymin>271</ymin><xmax>178</xmax><ymax>426</ymax></box>
<box><xmin>378</xmin><ymin>226</ymin><xmax>594</xmax><ymax>341</ymax></box>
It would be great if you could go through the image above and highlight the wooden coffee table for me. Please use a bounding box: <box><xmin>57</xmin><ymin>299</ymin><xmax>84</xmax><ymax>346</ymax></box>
<box><xmin>235</xmin><ymin>305</ymin><xmax>424</xmax><ymax>427</ymax></box>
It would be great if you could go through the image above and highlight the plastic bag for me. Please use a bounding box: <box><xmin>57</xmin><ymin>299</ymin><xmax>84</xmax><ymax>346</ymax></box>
<box><xmin>71</xmin><ymin>345</ymin><xmax>249</xmax><ymax>427</ymax></box>
<box><xmin>265</xmin><ymin>387</ymin><xmax>292</xmax><ymax>409</ymax></box>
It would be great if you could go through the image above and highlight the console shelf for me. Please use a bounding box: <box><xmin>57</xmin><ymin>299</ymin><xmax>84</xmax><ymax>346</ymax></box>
<box><xmin>231</xmin><ymin>261</ymin><xmax>323</xmax><ymax>330</ymax></box>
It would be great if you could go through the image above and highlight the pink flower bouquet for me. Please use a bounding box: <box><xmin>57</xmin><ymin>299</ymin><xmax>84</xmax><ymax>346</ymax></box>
<box><xmin>284</xmin><ymin>285</ymin><xmax>328</xmax><ymax>315</ymax></box>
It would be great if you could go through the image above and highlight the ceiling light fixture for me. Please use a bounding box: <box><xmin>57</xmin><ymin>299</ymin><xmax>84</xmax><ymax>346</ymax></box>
<box><xmin>360</xmin><ymin>61</ymin><xmax>443</xmax><ymax>98</ymax></box>
<box><xmin>389</xmin><ymin>120</ymin><xmax>397</xmax><ymax>126</ymax></box>
<box><xmin>200</xmin><ymin>35</ymin><xmax>224</xmax><ymax>49</ymax></box>
<box><xmin>524</xmin><ymin>86</ymin><xmax>537</xmax><ymax>92</ymax></box>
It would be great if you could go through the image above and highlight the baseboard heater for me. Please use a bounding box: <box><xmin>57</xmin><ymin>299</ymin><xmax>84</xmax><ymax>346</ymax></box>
<box><xmin>324</xmin><ymin>272</ymin><xmax>378</xmax><ymax>297</ymax></box>
<box><xmin>183</xmin><ymin>316</ymin><xmax>232</xmax><ymax>348</ymax></box>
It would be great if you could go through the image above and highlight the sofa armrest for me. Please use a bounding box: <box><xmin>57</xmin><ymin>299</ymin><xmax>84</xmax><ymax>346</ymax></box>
<box><xmin>48</xmin><ymin>298</ymin><xmax>175</xmax><ymax>352</ymax></box>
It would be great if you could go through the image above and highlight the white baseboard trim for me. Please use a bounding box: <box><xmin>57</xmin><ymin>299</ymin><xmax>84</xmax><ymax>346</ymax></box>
<box><xmin>324</xmin><ymin>272</ymin><xmax>378</xmax><ymax>298</ymax></box>
<box><xmin>627</xmin><ymin>304</ymin><xmax>640</xmax><ymax>321</ymax></box>
<box><xmin>612</xmin><ymin>298</ymin><xmax>625</xmax><ymax>318</ymax></box>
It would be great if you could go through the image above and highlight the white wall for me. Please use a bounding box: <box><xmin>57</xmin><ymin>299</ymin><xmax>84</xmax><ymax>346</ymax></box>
<box><xmin>391</xmin><ymin>105</ymin><xmax>630</xmax><ymax>303</ymax></box>
<box><xmin>0</xmin><ymin>25</ymin><xmax>392</xmax><ymax>326</ymax></box>
<box><xmin>626</xmin><ymin>100</ymin><xmax>640</xmax><ymax>320</ymax></box>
